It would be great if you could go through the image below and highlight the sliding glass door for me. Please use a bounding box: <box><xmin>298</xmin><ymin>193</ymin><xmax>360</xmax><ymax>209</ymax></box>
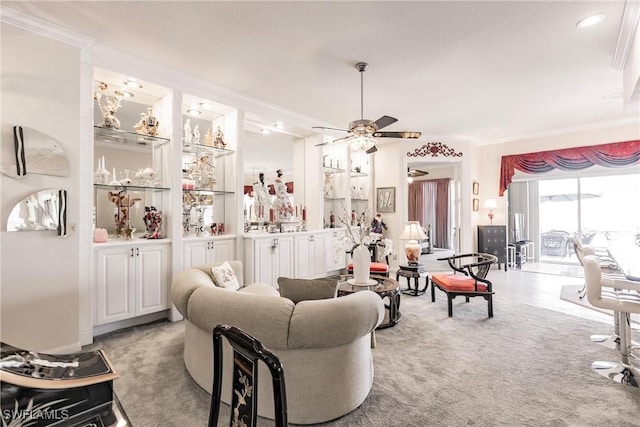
<box><xmin>538</xmin><ymin>173</ymin><xmax>639</xmax><ymax>263</ymax></box>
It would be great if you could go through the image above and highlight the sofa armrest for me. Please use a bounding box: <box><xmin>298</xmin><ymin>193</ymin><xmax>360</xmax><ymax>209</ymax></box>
<box><xmin>171</xmin><ymin>268</ymin><xmax>217</xmax><ymax>318</ymax></box>
<box><xmin>287</xmin><ymin>291</ymin><xmax>384</xmax><ymax>349</ymax></box>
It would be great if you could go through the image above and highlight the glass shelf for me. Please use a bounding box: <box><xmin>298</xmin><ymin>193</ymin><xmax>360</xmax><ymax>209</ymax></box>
<box><xmin>350</xmin><ymin>172</ymin><xmax>368</xmax><ymax>178</ymax></box>
<box><xmin>182</xmin><ymin>188</ymin><xmax>235</xmax><ymax>195</ymax></box>
<box><xmin>351</xmin><ymin>198</ymin><xmax>368</xmax><ymax>202</ymax></box>
<box><xmin>323</xmin><ymin>166</ymin><xmax>346</xmax><ymax>174</ymax></box>
<box><xmin>94</xmin><ymin>183</ymin><xmax>170</xmax><ymax>192</ymax></box>
<box><xmin>182</xmin><ymin>142</ymin><xmax>235</xmax><ymax>157</ymax></box>
<box><xmin>324</xmin><ymin>196</ymin><xmax>346</xmax><ymax>200</ymax></box>
<box><xmin>94</xmin><ymin>126</ymin><xmax>170</xmax><ymax>146</ymax></box>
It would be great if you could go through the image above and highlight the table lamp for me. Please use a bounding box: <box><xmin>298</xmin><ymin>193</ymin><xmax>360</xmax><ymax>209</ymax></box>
<box><xmin>484</xmin><ymin>199</ymin><xmax>497</xmax><ymax>224</ymax></box>
<box><xmin>399</xmin><ymin>221</ymin><xmax>427</xmax><ymax>265</ymax></box>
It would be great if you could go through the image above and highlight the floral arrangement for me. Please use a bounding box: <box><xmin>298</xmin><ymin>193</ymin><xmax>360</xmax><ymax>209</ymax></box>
<box><xmin>336</xmin><ymin>203</ymin><xmax>371</xmax><ymax>253</ymax></box>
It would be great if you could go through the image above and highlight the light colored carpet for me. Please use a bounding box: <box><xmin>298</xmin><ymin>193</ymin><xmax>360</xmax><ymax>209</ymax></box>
<box><xmin>88</xmin><ymin>293</ymin><xmax>640</xmax><ymax>426</ymax></box>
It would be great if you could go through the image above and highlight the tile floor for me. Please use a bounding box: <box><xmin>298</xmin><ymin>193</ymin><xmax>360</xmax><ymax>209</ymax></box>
<box><xmin>487</xmin><ymin>262</ymin><xmax>639</xmax><ymax>326</ymax></box>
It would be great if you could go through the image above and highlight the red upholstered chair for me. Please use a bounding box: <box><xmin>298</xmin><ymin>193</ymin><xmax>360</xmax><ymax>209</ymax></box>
<box><xmin>430</xmin><ymin>253</ymin><xmax>498</xmax><ymax>317</ymax></box>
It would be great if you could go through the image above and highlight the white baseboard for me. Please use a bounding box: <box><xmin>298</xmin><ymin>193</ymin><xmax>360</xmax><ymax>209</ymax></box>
<box><xmin>93</xmin><ymin>311</ymin><xmax>169</xmax><ymax>338</ymax></box>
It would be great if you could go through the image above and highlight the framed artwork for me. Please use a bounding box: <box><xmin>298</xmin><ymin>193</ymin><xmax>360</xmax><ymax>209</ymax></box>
<box><xmin>473</xmin><ymin>198</ymin><xmax>479</xmax><ymax>211</ymax></box>
<box><xmin>473</xmin><ymin>181</ymin><xmax>479</xmax><ymax>195</ymax></box>
<box><xmin>376</xmin><ymin>187</ymin><xmax>396</xmax><ymax>213</ymax></box>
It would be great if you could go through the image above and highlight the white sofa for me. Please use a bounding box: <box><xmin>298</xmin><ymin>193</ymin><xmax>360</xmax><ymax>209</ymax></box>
<box><xmin>171</xmin><ymin>260</ymin><xmax>384</xmax><ymax>424</ymax></box>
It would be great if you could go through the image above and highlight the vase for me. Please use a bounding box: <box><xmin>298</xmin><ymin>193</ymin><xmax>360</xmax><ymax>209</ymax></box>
<box><xmin>352</xmin><ymin>243</ymin><xmax>371</xmax><ymax>284</ymax></box>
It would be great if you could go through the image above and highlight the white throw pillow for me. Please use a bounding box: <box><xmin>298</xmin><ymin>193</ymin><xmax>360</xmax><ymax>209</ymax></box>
<box><xmin>211</xmin><ymin>261</ymin><xmax>240</xmax><ymax>291</ymax></box>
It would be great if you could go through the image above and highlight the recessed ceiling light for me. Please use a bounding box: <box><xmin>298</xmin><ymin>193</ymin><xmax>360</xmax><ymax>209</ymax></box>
<box><xmin>199</xmin><ymin>101</ymin><xmax>212</xmax><ymax>109</ymax></box>
<box><xmin>124</xmin><ymin>80</ymin><xmax>143</xmax><ymax>89</ymax></box>
<box><xmin>576</xmin><ymin>14</ymin><xmax>605</xmax><ymax>29</ymax></box>
<box><xmin>114</xmin><ymin>90</ymin><xmax>134</xmax><ymax>98</ymax></box>
<box><xmin>260</xmin><ymin>128</ymin><xmax>270</xmax><ymax>134</ymax></box>
<box><xmin>274</xmin><ymin>121</ymin><xmax>284</xmax><ymax>129</ymax></box>
<box><xmin>186</xmin><ymin>108</ymin><xmax>201</xmax><ymax>116</ymax></box>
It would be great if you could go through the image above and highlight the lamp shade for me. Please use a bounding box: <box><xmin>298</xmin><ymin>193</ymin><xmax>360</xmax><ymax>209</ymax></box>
<box><xmin>483</xmin><ymin>199</ymin><xmax>497</xmax><ymax>209</ymax></box>
<box><xmin>399</xmin><ymin>221</ymin><xmax>427</xmax><ymax>240</ymax></box>
<box><xmin>399</xmin><ymin>221</ymin><xmax>426</xmax><ymax>264</ymax></box>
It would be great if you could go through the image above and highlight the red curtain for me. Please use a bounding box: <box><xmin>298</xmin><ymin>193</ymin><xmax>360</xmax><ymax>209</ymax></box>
<box><xmin>499</xmin><ymin>140</ymin><xmax>640</xmax><ymax>196</ymax></box>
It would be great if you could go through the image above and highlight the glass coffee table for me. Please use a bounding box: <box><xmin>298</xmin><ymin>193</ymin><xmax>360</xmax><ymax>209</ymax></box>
<box><xmin>337</xmin><ymin>275</ymin><xmax>401</xmax><ymax>329</ymax></box>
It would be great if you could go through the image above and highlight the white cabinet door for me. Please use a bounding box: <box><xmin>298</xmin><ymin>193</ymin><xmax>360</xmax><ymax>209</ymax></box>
<box><xmin>136</xmin><ymin>244</ymin><xmax>169</xmax><ymax>316</ymax></box>
<box><xmin>295</xmin><ymin>233</ymin><xmax>329</xmax><ymax>278</ymax></box>
<box><xmin>254</xmin><ymin>238</ymin><xmax>277</xmax><ymax>285</ymax></box>
<box><xmin>212</xmin><ymin>238</ymin><xmax>235</xmax><ymax>264</ymax></box>
<box><xmin>95</xmin><ymin>243</ymin><xmax>169</xmax><ymax>326</ymax></box>
<box><xmin>294</xmin><ymin>235</ymin><xmax>312</xmax><ymax>278</ymax></box>
<box><xmin>183</xmin><ymin>240</ymin><xmax>209</xmax><ymax>268</ymax></box>
<box><xmin>276</xmin><ymin>236</ymin><xmax>295</xmax><ymax>280</ymax></box>
<box><xmin>310</xmin><ymin>233</ymin><xmax>329</xmax><ymax>277</ymax></box>
<box><xmin>95</xmin><ymin>246</ymin><xmax>135</xmax><ymax>325</ymax></box>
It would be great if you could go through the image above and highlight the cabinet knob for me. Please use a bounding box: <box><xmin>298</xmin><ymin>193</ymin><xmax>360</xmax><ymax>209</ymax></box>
<box><xmin>136</xmin><ymin>248</ymin><xmax>140</xmax><ymax>256</ymax></box>
<box><xmin>130</xmin><ymin>248</ymin><xmax>134</xmax><ymax>257</ymax></box>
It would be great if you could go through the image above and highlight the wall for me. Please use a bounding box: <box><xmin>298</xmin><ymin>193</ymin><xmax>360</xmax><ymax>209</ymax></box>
<box><xmin>477</xmin><ymin>123</ymin><xmax>640</xmax><ymax>230</ymax></box>
<box><xmin>1</xmin><ymin>24</ymin><xmax>82</xmax><ymax>352</ymax></box>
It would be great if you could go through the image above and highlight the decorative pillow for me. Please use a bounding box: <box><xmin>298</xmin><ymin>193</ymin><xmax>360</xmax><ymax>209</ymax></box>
<box><xmin>211</xmin><ymin>261</ymin><xmax>240</xmax><ymax>291</ymax></box>
<box><xmin>277</xmin><ymin>276</ymin><xmax>339</xmax><ymax>304</ymax></box>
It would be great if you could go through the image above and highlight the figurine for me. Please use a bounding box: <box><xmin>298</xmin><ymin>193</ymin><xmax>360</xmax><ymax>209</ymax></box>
<box><xmin>273</xmin><ymin>169</ymin><xmax>294</xmax><ymax>222</ymax></box>
<box><xmin>107</xmin><ymin>190</ymin><xmax>141</xmax><ymax>236</ymax></box>
<box><xmin>143</xmin><ymin>206</ymin><xmax>162</xmax><ymax>239</ymax></box>
<box><xmin>133</xmin><ymin>112</ymin><xmax>147</xmax><ymax>134</ymax></box>
<box><xmin>184</xmin><ymin>119</ymin><xmax>192</xmax><ymax>145</ymax></box>
<box><xmin>193</xmin><ymin>124</ymin><xmax>201</xmax><ymax>144</ymax></box>
<box><xmin>203</xmin><ymin>128</ymin><xmax>214</xmax><ymax>146</ymax></box>
<box><xmin>213</xmin><ymin>126</ymin><xmax>225</xmax><ymax>147</ymax></box>
<box><xmin>371</xmin><ymin>213</ymin><xmax>388</xmax><ymax>234</ymax></box>
<box><xmin>144</xmin><ymin>107</ymin><xmax>159</xmax><ymax>136</ymax></box>
<box><xmin>252</xmin><ymin>172</ymin><xmax>271</xmax><ymax>214</ymax></box>
<box><xmin>197</xmin><ymin>155</ymin><xmax>217</xmax><ymax>189</ymax></box>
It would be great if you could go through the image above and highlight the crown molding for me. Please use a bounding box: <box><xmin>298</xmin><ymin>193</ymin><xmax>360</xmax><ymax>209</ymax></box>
<box><xmin>0</xmin><ymin>6</ymin><xmax>92</xmax><ymax>48</ymax></box>
<box><xmin>612</xmin><ymin>0</ymin><xmax>640</xmax><ymax>71</ymax></box>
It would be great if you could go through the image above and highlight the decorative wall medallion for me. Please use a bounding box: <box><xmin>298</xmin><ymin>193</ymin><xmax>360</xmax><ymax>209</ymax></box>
<box><xmin>7</xmin><ymin>188</ymin><xmax>68</xmax><ymax>236</ymax></box>
<box><xmin>407</xmin><ymin>142</ymin><xmax>463</xmax><ymax>158</ymax></box>
<box><xmin>0</xmin><ymin>126</ymin><xmax>71</xmax><ymax>178</ymax></box>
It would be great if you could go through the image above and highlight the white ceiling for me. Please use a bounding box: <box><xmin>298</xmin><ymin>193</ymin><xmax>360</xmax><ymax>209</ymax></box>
<box><xmin>3</xmin><ymin>1</ymin><xmax>639</xmax><ymax>145</ymax></box>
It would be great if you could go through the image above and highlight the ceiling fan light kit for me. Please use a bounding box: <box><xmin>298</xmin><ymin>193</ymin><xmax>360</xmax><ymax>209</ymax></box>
<box><xmin>313</xmin><ymin>62</ymin><xmax>421</xmax><ymax>152</ymax></box>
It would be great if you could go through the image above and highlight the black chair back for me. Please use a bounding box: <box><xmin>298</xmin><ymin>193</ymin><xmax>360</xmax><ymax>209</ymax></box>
<box><xmin>209</xmin><ymin>324</ymin><xmax>288</xmax><ymax>427</ymax></box>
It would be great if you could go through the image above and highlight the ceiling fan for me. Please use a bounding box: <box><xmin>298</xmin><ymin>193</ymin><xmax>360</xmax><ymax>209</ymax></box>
<box><xmin>314</xmin><ymin>62</ymin><xmax>421</xmax><ymax>154</ymax></box>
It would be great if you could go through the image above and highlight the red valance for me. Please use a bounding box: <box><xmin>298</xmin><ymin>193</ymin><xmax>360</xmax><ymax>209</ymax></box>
<box><xmin>499</xmin><ymin>140</ymin><xmax>640</xmax><ymax>196</ymax></box>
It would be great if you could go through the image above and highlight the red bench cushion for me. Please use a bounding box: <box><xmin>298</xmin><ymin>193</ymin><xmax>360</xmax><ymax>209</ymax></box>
<box><xmin>347</xmin><ymin>262</ymin><xmax>389</xmax><ymax>273</ymax></box>
<box><xmin>431</xmin><ymin>274</ymin><xmax>487</xmax><ymax>292</ymax></box>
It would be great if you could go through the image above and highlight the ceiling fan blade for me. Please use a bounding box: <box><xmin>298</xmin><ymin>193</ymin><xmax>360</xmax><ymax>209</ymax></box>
<box><xmin>373</xmin><ymin>131</ymin><xmax>421</xmax><ymax>139</ymax></box>
<box><xmin>315</xmin><ymin>135</ymin><xmax>351</xmax><ymax>147</ymax></box>
<box><xmin>365</xmin><ymin>145</ymin><xmax>378</xmax><ymax>154</ymax></box>
<box><xmin>408</xmin><ymin>168</ymin><xmax>429</xmax><ymax>177</ymax></box>
<box><xmin>312</xmin><ymin>126</ymin><xmax>348</xmax><ymax>133</ymax></box>
<box><xmin>374</xmin><ymin>116</ymin><xmax>398</xmax><ymax>130</ymax></box>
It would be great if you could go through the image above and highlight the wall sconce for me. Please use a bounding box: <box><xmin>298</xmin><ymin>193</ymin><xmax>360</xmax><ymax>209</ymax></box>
<box><xmin>484</xmin><ymin>199</ymin><xmax>497</xmax><ymax>224</ymax></box>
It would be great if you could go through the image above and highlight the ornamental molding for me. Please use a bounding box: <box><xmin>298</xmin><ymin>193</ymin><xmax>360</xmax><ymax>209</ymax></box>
<box><xmin>407</xmin><ymin>142</ymin><xmax>463</xmax><ymax>158</ymax></box>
